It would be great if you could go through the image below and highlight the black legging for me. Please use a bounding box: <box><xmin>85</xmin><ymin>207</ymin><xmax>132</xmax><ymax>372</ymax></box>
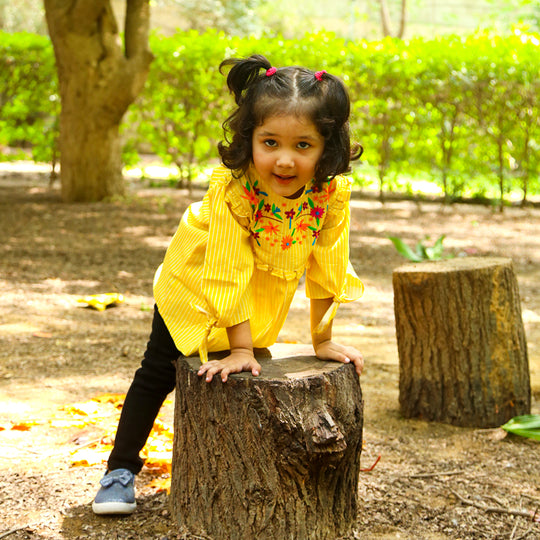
<box><xmin>107</xmin><ymin>305</ymin><xmax>180</xmax><ymax>474</ymax></box>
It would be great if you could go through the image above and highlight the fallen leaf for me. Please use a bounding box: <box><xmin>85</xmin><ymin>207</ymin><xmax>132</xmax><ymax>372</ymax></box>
<box><xmin>77</xmin><ymin>293</ymin><xmax>124</xmax><ymax>311</ymax></box>
<box><xmin>33</xmin><ymin>331</ymin><xmax>53</xmax><ymax>338</ymax></box>
<box><xmin>144</xmin><ymin>476</ymin><xmax>171</xmax><ymax>494</ymax></box>
<box><xmin>11</xmin><ymin>420</ymin><xmax>40</xmax><ymax>431</ymax></box>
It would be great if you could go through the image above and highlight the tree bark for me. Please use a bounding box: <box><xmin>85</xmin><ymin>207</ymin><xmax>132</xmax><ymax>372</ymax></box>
<box><xmin>44</xmin><ymin>0</ymin><xmax>152</xmax><ymax>202</ymax></box>
<box><xmin>380</xmin><ymin>0</ymin><xmax>407</xmax><ymax>39</ymax></box>
<box><xmin>171</xmin><ymin>344</ymin><xmax>364</xmax><ymax>540</ymax></box>
<box><xmin>393</xmin><ymin>257</ymin><xmax>530</xmax><ymax>428</ymax></box>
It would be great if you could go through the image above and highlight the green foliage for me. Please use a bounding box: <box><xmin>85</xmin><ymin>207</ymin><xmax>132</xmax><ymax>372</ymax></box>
<box><xmin>389</xmin><ymin>235</ymin><xmax>449</xmax><ymax>262</ymax></box>
<box><xmin>125</xmin><ymin>30</ymin><xmax>230</xmax><ymax>185</ymax></box>
<box><xmin>0</xmin><ymin>32</ymin><xmax>58</xmax><ymax>166</ymax></box>
<box><xmin>501</xmin><ymin>415</ymin><xmax>540</xmax><ymax>441</ymax></box>
<box><xmin>2</xmin><ymin>27</ymin><xmax>540</xmax><ymax>204</ymax></box>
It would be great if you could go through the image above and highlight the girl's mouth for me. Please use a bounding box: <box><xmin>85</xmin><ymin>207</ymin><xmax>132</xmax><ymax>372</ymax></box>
<box><xmin>274</xmin><ymin>173</ymin><xmax>296</xmax><ymax>183</ymax></box>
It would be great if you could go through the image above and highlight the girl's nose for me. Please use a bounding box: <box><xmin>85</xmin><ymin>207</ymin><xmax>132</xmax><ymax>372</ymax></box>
<box><xmin>276</xmin><ymin>150</ymin><xmax>294</xmax><ymax>168</ymax></box>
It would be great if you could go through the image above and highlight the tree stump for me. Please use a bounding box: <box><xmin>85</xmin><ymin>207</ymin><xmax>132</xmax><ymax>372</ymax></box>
<box><xmin>170</xmin><ymin>344</ymin><xmax>363</xmax><ymax>540</ymax></box>
<box><xmin>393</xmin><ymin>257</ymin><xmax>530</xmax><ymax>427</ymax></box>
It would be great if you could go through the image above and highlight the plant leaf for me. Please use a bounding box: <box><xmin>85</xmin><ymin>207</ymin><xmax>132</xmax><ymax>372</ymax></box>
<box><xmin>415</xmin><ymin>241</ymin><xmax>428</xmax><ymax>260</ymax></box>
<box><xmin>430</xmin><ymin>234</ymin><xmax>446</xmax><ymax>260</ymax></box>
<box><xmin>389</xmin><ymin>236</ymin><xmax>424</xmax><ymax>262</ymax></box>
<box><xmin>501</xmin><ymin>414</ymin><xmax>540</xmax><ymax>441</ymax></box>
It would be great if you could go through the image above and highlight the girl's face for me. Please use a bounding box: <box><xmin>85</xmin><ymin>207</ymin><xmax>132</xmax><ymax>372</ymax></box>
<box><xmin>252</xmin><ymin>114</ymin><xmax>324</xmax><ymax>199</ymax></box>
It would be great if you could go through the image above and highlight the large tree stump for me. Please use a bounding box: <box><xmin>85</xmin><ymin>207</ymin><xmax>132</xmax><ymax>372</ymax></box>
<box><xmin>171</xmin><ymin>344</ymin><xmax>363</xmax><ymax>540</ymax></box>
<box><xmin>393</xmin><ymin>257</ymin><xmax>530</xmax><ymax>427</ymax></box>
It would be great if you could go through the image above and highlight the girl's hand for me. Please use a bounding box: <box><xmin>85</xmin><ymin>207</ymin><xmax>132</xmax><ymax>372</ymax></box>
<box><xmin>313</xmin><ymin>340</ymin><xmax>364</xmax><ymax>376</ymax></box>
<box><xmin>197</xmin><ymin>349</ymin><xmax>261</xmax><ymax>383</ymax></box>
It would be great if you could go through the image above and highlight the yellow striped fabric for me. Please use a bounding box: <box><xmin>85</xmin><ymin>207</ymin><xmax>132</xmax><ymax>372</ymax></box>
<box><xmin>153</xmin><ymin>165</ymin><xmax>363</xmax><ymax>362</ymax></box>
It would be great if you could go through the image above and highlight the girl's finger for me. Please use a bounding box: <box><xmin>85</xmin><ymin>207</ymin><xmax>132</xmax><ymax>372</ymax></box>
<box><xmin>221</xmin><ymin>367</ymin><xmax>231</xmax><ymax>382</ymax></box>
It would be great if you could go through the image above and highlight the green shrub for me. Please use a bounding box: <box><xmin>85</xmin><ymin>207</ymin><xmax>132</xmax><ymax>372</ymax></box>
<box><xmin>0</xmin><ymin>32</ymin><xmax>59</xmax><ymax>168</ymax></box>
<box><xmin>2</xmin><ymin>28</ymin><xmax>539</xmax><ymax>204</ymax></box>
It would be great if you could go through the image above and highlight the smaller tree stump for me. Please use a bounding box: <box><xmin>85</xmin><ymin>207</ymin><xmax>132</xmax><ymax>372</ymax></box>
<box><xmin>393</xmin><ymin>257</ymin><xmax>530</xmax><ymax>427</ymax></box>
<box><xmin>170</xmin><ymin>344</ymin><xmax>363</xmax><ymax>540</ymax></box>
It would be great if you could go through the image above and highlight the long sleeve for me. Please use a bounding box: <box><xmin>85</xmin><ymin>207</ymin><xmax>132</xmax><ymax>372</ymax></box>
<box><xmin>153</xmin><ymin>168</ymin><xmax>254</xmax><ymax>362</ymax></box>
<box><xmin>201</xmin><ymin>181</ymin><xmax>254</xmax><ymax>329</ymax></box>
<box><xmin>305</xmin><ymin>177</ymin><xmax>363</xmax><ymax>332</ymax></box>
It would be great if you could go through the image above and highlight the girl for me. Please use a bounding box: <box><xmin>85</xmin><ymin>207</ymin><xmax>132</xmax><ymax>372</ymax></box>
<box><xmin>92</xmin><ymin>54</ymin><xmax>364</xmax><ymax>515</ymax></box>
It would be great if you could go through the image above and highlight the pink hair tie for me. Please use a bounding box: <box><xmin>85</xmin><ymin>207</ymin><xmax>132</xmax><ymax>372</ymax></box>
<box><xmin>315</xmin><ymin>70</ymin><xmax>327</xmax><ymax>81</ymax></box>
<box><xmin>266</xmin><ymin>67</ymin><xmax>277</xmax><ymax>77</ymax></box>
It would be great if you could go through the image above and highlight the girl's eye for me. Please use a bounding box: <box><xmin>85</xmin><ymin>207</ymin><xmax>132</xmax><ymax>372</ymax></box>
<box><xmin>297</xmin><ymin>141</ymin><xmax>311</xmax><ymax>150</ymax></box>
<box><xmin>264</xmin><ymin>139</ymin><xmax>277</xmax><ymax>148</ymax></box>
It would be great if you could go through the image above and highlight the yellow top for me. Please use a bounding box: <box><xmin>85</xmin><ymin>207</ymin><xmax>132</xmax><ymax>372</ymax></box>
<box><xmin>153</xmin><ymin>165</ymin><xmax>364</xmax><ymax>362</ymax></box>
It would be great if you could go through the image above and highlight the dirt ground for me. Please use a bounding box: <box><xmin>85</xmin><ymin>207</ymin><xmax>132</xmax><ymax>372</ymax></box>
<box><xmin>0</xmin><ymin>165</ymin><xmax>539</xmax><ymax>540</ymax></box>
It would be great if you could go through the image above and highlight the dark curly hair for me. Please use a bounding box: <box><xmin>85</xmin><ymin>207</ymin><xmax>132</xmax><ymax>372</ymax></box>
<box><xmin>217</xmin><ymin>54</ymin><xmax>362</xmax><ymax>187</ymax></box>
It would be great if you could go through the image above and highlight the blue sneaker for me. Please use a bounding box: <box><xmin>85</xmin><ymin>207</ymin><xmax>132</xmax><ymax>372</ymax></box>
<box><xmin>92</xmin><ymin>468</ymin><xmax>137</xmax><ymax>515</ymax></box>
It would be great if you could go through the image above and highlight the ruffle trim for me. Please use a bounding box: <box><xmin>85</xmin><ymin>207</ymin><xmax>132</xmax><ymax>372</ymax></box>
<box><xmin>213</xmin><ymin>165</ymin><xmax>353</xmax><ymax>222</ymax></box>
<box><xmin>210</xmin><ymin>165</ymin><xmax>252</xmax><ymax>220</ymax></box>
<box><xmin>326</xmin><ymin>175</ymin><xmax>352</xmax><ymax>217</ymax></box>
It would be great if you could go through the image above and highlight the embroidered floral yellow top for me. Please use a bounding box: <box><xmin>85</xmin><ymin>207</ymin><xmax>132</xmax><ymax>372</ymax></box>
<box><xmin>153</xmin><ymin>165</ymin><xmax>364</xmax><ymax>362</ymax></box>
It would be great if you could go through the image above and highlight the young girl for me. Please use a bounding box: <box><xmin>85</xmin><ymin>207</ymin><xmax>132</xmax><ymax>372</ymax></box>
<box><xmin>92</xmin><ymin>54</ymin><xmax>364</xmax><ymax>515</ymax></box>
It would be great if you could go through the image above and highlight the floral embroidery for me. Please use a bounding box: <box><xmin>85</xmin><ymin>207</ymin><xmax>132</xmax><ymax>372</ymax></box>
<box><xmin>310</xmin><ymin>204</ymin><xmax>325</xmax><ymax>221</ymax></box>
<box><xmin>262</xmin><ymin>223</ymin><xmax>279</xmax><ymax>235</ymax></box>
<box><xmin>242</xmin><ymin>185</ymin><xmax>258</xmax><ymax>206</ymax></box>
<box><xmin>297</xmin><ymin>220</ymin><xmax>309</xmax><ymax>232</ymax></box>
<box><xmin>245</xmin><ymin>176</ymin><xmax>334</xmax><ymax>247</ymax></box>
<box><xmin>242</xmin><ymin>180</ymin><xmax>267</xmax><ymax>207</ymax></box>
<box><xmin>270</xmin><ymin>203</ymin><xmax>282</xmax><ymax>220</ymax></box>
<box><xmin>285</xmin><ymin>209</ymin><xmax>296</xmax><ymax>227</ymax></box>
<box><xmin>281</xmin><ymin>234</ymin><xmax>295</xmax><ymax>250</ymax></box>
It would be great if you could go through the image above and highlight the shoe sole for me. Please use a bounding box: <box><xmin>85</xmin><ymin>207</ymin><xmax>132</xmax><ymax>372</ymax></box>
<box><xmin>92</xmin><ymin>500</ymin><xmax>137</xmax><ymax>515</ymax></box>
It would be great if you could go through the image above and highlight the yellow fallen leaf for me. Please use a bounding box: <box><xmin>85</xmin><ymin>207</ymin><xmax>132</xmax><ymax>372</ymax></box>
<box><xmin>92</xmin><ymin>393</ymin><xmax>126</xmax><ymax>408</ymax></box>
<box><xmin>142</xmin><ymin>452</ymin><xmax>172</xmax><ymax>474</ymax></box>
<box><xmin>151</xmin><ymin>419</ymin><xmax>174</xmax><ymax>437</ymax></box>
<box><xmin>62</xmin><ymin>393</ymin><xmax>174</xmax><ymax>476</ymax></box>
<box><xmin>144</xmin><ymin>476</ymin><xmax>171</xmax><ymax>494</ymax></box>
<box><xmin>77</xmin><ymin>293</ymin><xmax>124</xmax><ymax>311</ymax></box>
<box><xmin>61</xmin><ymin>402</ymin><xmax>102</xmax><ymax>417</ymax></box>
<box><xmin>10</xmin><ymin>420</ymin><xmax>40</xmax><ymax>431</ymax></box>
<box><xmin>70</xmin><ymin>447</ymin><xmax>111</xmax><ymax>467</ymax></box>
<box><xmin>50</xmin><ymin>419</ymin><xmax>89</xmax><ymax>428</ymax></box>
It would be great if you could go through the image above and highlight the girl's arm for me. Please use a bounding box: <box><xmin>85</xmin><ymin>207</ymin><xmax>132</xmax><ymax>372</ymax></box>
<box><xmin>197</xmin><ymin>319</ymin><xmax>261</xmax><ymax>383</ymax></box>
<box><xmin>310</xmin><ymin>298</ymin><xmax>364</xmax><ymax>376</ymax></box>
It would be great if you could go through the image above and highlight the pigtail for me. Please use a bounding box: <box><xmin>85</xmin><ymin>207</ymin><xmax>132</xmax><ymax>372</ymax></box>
<box><xmin>218</xmin><ymin>55</ymin><xmax>273</xmax><ymax>175</ymax></box>
<box><xmin>219</xmin><ymin>55</ymin><xmax>272</xmax><ymax>105</ymax></box>
<box><xmin>305</xmin><ymin>72</ymin><xmax>362</xmax><ymax>184</ymax></box>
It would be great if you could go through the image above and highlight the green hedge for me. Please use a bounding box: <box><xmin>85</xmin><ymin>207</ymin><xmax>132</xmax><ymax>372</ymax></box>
<box><xmin>2</xmin><ymin>29</ymin><xmax>540</xmax><ymax>205</ymax></box>
<box><xmin>0</xmin><ymin>32</ymin><xmax>59</xmax><ymax>165</ymax></box>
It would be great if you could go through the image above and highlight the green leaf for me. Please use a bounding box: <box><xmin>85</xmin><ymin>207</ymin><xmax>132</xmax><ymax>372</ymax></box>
<box><xmin>415</xmin><ymin>241</ymin><xmax>428</xmax><ymax>260</ymax></box>
<box><xmin>424</xmin><ymin>234</ymin><xmax>446</xmax><ymax>260</ymax></box>
<box><xmin>501</xmin><ymin>415</ymin><xmax>540</xmax><ymax>441</ymax></box>
<box><xmin>388</xmin><ymin>236</ymin><xmax>424</xmax><ymax>262</ymax></box>
<box><xmin>431</xmin><ymin>234</ymin><xmax>446</xmax><ymax>259</ymax></box>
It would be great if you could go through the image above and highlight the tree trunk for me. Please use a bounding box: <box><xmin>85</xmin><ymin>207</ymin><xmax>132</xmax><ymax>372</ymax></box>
<box><xmin>379</xmin><ymin>0</ymin><xmax>407</xmax><ymax>38</ymax></box>
<box><xmin>393</xmin><ymin>257</ymin><xmax>530</xmax><ymax>428</ymax></box>
<box><xmin>171</xmin><ymin>344</ymin><xmax>364</xmax><ymax>540</ymax></box>
<box><xmin>44</xmin><ymin>0</ymin><xmax>152</xmax><ymax>202</ymax></box>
